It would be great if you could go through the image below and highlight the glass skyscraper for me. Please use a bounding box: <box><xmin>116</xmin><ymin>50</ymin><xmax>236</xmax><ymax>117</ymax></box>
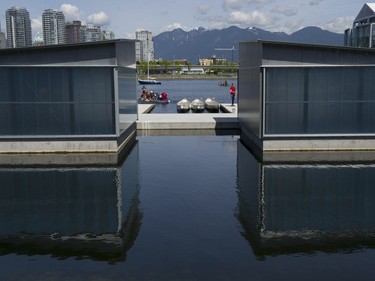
<box><xmin>5</xmin><ymin>6</ymin><xmax>32</xmax><ymax>48</ymax></box>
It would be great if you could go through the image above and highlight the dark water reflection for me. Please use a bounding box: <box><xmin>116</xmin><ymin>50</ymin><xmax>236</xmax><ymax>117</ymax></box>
<box><xmin>0</xmin><ymin>134</ymin><xmax>375</xmax><ymax>280</ymax></box>
<box><xmin>0</xmin><ymin>144</ymin><xmax>141</xmax><ymax>264</ymax></box>
<box><xmin>237</xmin><ymin>143</ymin><xmax>375</xmax><ymax>260</ymax></box>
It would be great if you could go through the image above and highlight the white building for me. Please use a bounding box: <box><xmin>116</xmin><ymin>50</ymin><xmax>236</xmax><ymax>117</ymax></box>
<box><xmin>135</xmin><ymin>29</ymin><xmax>154</xmax><ymax>61</ymax></box>
<box><xmin>42</xmin><ymin>9</ymin><xmax>66</xmax><ymax>45</ymax></box>
<box><xmin>81</xmin><ymin>24</ymin><xmax>102</xmax><ymax>42</ymax></box>
<box><xmin>180</xmin><ymin>67</ymin><xmax>205</xmax><ymax>75</ymax></box>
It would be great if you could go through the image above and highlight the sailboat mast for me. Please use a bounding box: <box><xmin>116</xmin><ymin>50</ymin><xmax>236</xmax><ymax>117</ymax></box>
<box><xmin>147</xmin><ymin>53</ymin><xmax>150</xmax><ymax>79</ymax></box>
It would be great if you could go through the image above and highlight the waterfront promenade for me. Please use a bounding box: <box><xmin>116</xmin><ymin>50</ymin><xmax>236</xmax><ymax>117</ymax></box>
<box><xmin>135</xmin><ymin>104</ymin><xmax>239</xmax><ymax>130</ymax></box>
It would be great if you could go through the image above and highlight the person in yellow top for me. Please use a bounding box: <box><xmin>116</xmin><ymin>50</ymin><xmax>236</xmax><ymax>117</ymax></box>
<box><xmin>229</xmin><ymin>83</ymin><xmax>236</xmax><ymax>106</ymax></box>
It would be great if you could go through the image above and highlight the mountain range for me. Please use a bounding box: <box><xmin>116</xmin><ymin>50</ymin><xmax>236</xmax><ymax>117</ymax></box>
<box><xmin>153</xmin><ymin>26</ymin><xmax>345</xmax><ymax>63</ymax></box>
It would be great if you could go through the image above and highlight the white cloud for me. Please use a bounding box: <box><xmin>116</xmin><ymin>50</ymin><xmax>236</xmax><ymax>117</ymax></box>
<box><xmin>197</xmin><ymin>4</ymin><xmax>211</xmax><ymax>15</ymax></box>
<box><xmin>160</xmin><ymin>23</ymin><xmax>191</xmax><ymax>32</ymax></box>
<box><xmin>31</xmin><ymin>16</ymin><xmax>42</xmax><ymax>38</ymax></box>
<box><xmin>223</xmin><ymin>0</ymin><xmax>249</xmax><ymax>10</ymax></box>
<box><xmin>208</xmin><ymin>21</ymin><xmax>230</xmax><ymax>30</ymax></box>
<box><xmin>60</xmin><ymin>4</ymin><xmax>81</xmax><ymax>21</ymax></box>
<box><xmin>309</xmin><ymin>0</ymin><xmax>323</xmax><ymax>6</ymax></box>
<box><xmin>124</xmin><ymin>32</ymin><xmax>136</xmax><ymax>39</ymax></box>
<box><xmin>87</xmin><ymin>11</ymin><xmax>110</xmax><ymax>26</ymax></box>
<box><xmin>271</xmin><ymin>6</ymin><xmax>298</xmax><ymax>17</ymax></box>
<box><xmin>227</xmin><ymin>10</ymin><xmax>273</xmax><ymax>27</ymax></box>
<box><xmin>274</xmin><ymin>18</ymin><xmax>305</xmax><ymax>34</ymax></box>
<box><xmin>320</xmin><ymin>16</ymin><xmax>354</xmax><ymax>33</ymax></box>
<box><xmin>222</xmin><ymin>0</ymin><xmax>269</xmax><ymax>10</ymax></box>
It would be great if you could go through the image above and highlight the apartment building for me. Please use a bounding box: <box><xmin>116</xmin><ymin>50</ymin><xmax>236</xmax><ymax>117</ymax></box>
<box><xmin>5</xmin><ymin>6</ymin><xmax>32</xmax><ymax>48</ymax></box>
<box><xmin>42</xmin><ymin>9</ymin><xmax>66</xmax><ymax>45</ymax></box>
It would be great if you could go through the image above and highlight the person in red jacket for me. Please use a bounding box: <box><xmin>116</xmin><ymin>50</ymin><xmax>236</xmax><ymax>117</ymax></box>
<box><xmin>160</xmin><ymin>92</ymin><xmax>168</xmax><ymax>100</ymax></box>
<box><xmin>229</xmin><ymin>83</ymin><xmax>236</xmax><ymax>106</ymax></box>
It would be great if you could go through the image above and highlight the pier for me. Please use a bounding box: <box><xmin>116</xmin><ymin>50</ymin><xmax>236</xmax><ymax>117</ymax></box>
<box><xmin>135</xmin><ymin>104</ymin><xmax>240</xmax><ymax>130</ymax></box>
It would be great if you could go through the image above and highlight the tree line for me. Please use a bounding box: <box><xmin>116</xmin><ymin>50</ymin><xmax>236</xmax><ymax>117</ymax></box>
<box><xmin>136</xmin><ymin>60</ymin><xmax>238</xmax><ymax>75</ymax></box>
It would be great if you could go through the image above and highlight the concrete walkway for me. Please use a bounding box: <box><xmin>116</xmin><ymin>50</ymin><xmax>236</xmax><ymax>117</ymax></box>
<box><xmin>137</xmin><ymin>103</ymin><xmax>239</xmax><ymax>130</ymax></box>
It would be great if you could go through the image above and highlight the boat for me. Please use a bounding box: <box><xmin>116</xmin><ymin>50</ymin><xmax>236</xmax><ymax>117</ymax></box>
<box><xmin>138</xmin><ymin>52</ymin><xmax>161</xmax><ymax>85</ymax></box>
<box><xmin>204</xmin><ymin>98</ymin><xmax>220</xmax><ymax>113</ymax></box>
<box><xmin>218</xmin><ymin>80</ymin><xmax>228</xmax><ymax>86</ymax></box>
<box><xmin>177</xmin><ymin>98</ymin><xmax>191</xmax><ymax>113</ymax></box>
<box><xmin>138</xmin><ymin>78</ymin><xmax>161</xmax><ymax>85</ymax></box>
<box><xmin>138</xmin><ymin>98</ymin><xmax>170</xmax><ymax>104</ymax></box>
<box><xmin>190</xmin><ymin>99</ymin><xmax>205</xmax><ymax>113</ymax></box>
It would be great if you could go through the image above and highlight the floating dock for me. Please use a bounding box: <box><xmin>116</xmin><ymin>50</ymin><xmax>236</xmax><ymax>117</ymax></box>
<box><xmin>136</xmin><ymin>104</ymin><xmax>240</xmax><ymax>130</ymax></box>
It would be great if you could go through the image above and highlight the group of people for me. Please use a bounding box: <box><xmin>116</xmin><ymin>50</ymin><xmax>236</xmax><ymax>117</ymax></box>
<box><xmin>140</xmin><ymin>86</ymin><xmax>168</xmax><ymax>102</ymax></box>
<box><xmin>140</xmin><ymin>84</ymin><xmax>236</xmax><ymax>105</ymax></box>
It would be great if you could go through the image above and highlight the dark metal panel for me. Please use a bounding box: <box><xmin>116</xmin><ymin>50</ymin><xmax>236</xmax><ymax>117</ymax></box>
<box><xmin>0</xmin><ymin>39</ymin><xmax>136</xmax><ymax>67</ymax></box>
<box><xmin>260</xmin><ymin>40</ymin><xmax>375</xmax><ymax>66</ymax></box>
<box><xmin>239</xmin><ymin>41</ymin><xmax>263</xmax><ymax>139</ymax></box>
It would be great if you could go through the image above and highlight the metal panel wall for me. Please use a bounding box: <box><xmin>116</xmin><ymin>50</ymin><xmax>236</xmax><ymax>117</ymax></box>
<box><xmin>239</xmin><ymin>42</ymin><xmax>263</xmax><ymax>140</ymax></box>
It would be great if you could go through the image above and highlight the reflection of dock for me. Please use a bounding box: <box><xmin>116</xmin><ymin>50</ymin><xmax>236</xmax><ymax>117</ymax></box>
<box><xmin>135</xmin><ymin>104</ymin><xmax>240</xmax><ymax>130</ymax></box>
<box><xmin>237</xmin><ymin>141</ymin><xmax>375</xmax><ymax>258</ymax></box>
<box><xmin>0</xmin><ymin>143</ymin><xmax>141</xmax><ymax>263</ymax></box>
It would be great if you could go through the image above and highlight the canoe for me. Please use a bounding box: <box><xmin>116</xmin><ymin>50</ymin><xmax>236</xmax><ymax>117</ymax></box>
<box><xmin>204</xmin><ymin>98</ymin><xmax>220</xmax><ymax>112</ymax></box>
<box><xmin>190</xmin><ymin>99</ymin><xmax>205</xmax><ymax>113</ymax></box>
<box><xmin>177</xmin><ymin>98</ymin><xmax>191</xmax><ymax>113</ymax></box>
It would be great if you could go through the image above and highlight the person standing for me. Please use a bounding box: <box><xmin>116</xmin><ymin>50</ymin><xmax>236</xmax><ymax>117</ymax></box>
<box><xmin>229</xmin><ymin>83</ymin><xmax>236</xmax><ymax>106</ymax></box>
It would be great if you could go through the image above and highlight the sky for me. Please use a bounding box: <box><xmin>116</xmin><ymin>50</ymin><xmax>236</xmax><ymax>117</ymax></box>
<box><xmin>0</xmin><ymin>0</ymin><xmax>367</xmax><ymax>39</ymax></box>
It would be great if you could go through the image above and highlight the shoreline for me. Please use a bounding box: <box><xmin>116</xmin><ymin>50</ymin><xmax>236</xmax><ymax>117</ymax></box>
<box><xmin>137</xmin><ymin>74</ymin><xmax>237</xmax><ymax>81</ymax></box>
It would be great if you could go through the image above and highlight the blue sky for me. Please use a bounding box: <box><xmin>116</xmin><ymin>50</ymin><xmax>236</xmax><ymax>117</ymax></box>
<box><xmin>0</xmin><ymin>0</ymin><xmax>366</xmax><ymax>39</ymax></box>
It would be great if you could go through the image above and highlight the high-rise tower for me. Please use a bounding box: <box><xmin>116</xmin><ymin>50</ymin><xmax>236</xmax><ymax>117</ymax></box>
<box><xmin>135</xmin><ymin>30</ymin><xmax>154</xmax><ymax>61</ymax></box>
<box><xmin>42</xmin><ymin>9</ymin><xmax>66</xmax><ymax>45</ymax></box>
<box><xmin>65</xmin><ymin>21</ymin><xmax>82</xmax><ymax>44</ymax></box>
<box><xmin>5</xmin><ymin>6</ymin><xmax>32</xmax><ymax>48</ymax></box>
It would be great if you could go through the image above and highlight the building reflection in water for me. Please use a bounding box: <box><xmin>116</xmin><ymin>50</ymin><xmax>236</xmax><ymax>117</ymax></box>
<box><xmin>0</xmin><ymin>142</ymin><xmax>141</xmax><ymax>263</ymax></box>
<box><xmin>237</xmin><ymin>141</ymin><xmax>375</xmax><ymax>259</ymax></box>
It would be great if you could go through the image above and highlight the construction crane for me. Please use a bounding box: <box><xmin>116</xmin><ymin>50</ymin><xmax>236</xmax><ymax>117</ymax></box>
<box><xmin>214</xmin><ymin>45</ymin><xmax>237</xmax><ymax>62</ymax></box>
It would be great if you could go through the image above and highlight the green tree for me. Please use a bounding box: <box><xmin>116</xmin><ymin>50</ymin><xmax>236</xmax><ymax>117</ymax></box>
<box><xmin>162</xmin><ymin>60</ymin><xmax>171</xmax><ymax>73</ymax></box>
<box><xmin>138</xmin><ymin>61</ymin><xmax>148</xmax><ymax>74</ymax></box>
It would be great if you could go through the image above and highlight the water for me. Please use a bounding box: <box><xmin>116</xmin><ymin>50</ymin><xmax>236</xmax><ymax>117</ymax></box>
<box><xmin>137</xmin><ymin>79</ymin><xmax>236</xmax><ymax>113</ymax></box>
<box><xmin>0</xmin><ymin>133</ymin><xmax>374</xmax><ymax>281</ymax></box>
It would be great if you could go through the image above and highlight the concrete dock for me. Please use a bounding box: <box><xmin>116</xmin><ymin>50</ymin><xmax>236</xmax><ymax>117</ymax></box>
<box><xmin>136</xmin><ymin>104</ymin><xmax>240</xmax><ymax>130</ymax></box>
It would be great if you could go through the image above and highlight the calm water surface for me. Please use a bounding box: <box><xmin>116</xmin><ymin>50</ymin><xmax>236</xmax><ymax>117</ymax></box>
<box><xmin>0</xmin><ymin>134</ymin><xmax>374</xmax><ymax>280</ymax></box>
<box><xmin>137</xmin><ymin>79</ymin><xmax>237</xmax><ymax>113</ymax></box>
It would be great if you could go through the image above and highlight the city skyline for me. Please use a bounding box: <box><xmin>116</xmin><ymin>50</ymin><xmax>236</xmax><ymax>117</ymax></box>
<box><xmin>0</xmin><ymin>1</ymin><xmax>365</xmax><ymax>40</ymax></box>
